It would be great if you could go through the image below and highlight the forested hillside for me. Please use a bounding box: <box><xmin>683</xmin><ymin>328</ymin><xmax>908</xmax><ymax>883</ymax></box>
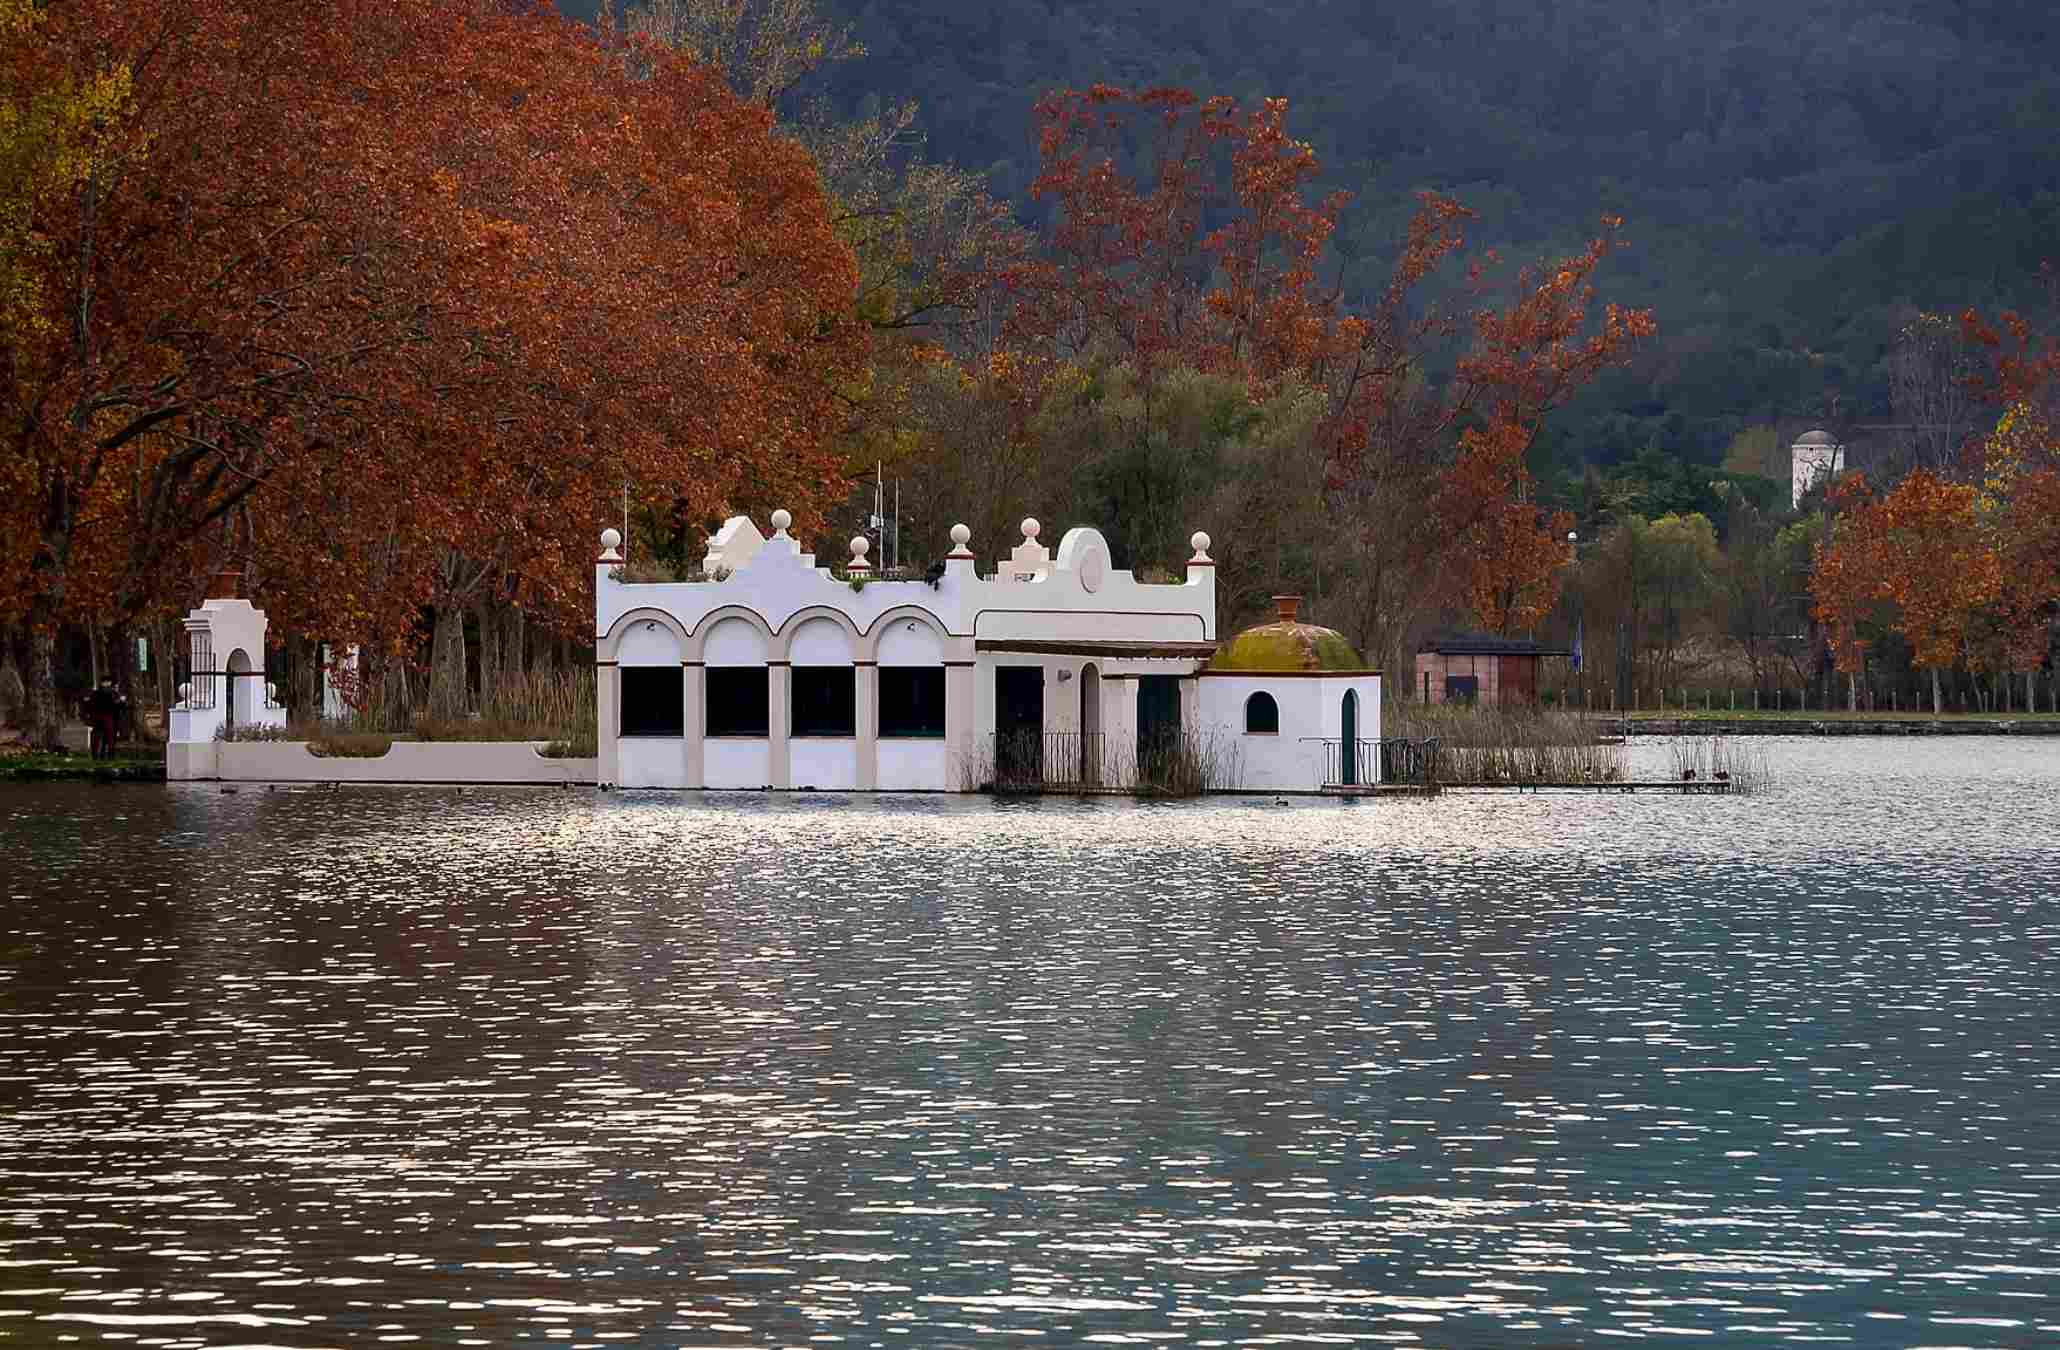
<box><xmin>567</xmin><ymin>0</ymin><xmax>2060</xmax><ymax>497</ymax></box>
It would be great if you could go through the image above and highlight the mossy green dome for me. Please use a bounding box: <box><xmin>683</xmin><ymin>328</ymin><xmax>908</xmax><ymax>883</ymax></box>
<box><xmin>1210</xmin><ymin>597</ymin><xmax>1364</xmax><ymax>672</ymax></box>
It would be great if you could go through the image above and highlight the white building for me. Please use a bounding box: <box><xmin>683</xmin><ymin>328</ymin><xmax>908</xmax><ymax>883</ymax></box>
<box><xmin>1791</xmin><ymin>428</ymin><xmax>1845</xmax><ymax>508</ymax></box>
<box><xmin>594</xmin><ymin>514</ymin><xmax>1384</xmax><ymax>793</ymax></box>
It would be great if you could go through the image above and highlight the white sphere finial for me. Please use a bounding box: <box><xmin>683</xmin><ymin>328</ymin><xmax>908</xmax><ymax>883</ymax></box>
<box><xmin>1021</xmin><ymin>517</ymin><xmax>1040</xmax><ymax>541</ymax></box>
<box><xmin>600</xmin><ymin>527</ymin><xmax>622</xmax><ymax>553</ymax></box>
<box><xmin>770</xmin><ymin>508</ymin><xmax>792</xmax><ymax>534</ymax></box>
<box><xmin>950</xmin><ymin>522</ymin><xmax>971</xmax><ymax>548</ymax></box>
<box><xmin>1189</xmin><ymin>530</ymin><xmax>1212</xmax><ymax>562</ymax></box>
<box><xmin>849</xmin><ymin>534</ymin><xmax>870</xmax><ymax>559</ymax></box>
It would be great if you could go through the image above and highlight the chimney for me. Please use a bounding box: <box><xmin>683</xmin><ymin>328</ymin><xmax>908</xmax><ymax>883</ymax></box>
<box><xmin>208</xmin><ymin>568</ymin><xmax>242</xmax><ymax>600</ymax></box>
<box><xmin>1273</xmin><ymin>594</ymin><xmax>1300</xmax><ymax>624</ymax></box>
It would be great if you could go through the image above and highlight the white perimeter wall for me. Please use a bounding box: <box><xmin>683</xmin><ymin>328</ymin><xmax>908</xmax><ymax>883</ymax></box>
<box><xmin>198</xmin><ymin>741</ymin><xmax>597</xmax><ymax>784</ymax></box>
<box><xmin>877</xmin><ymin>740</ymin><xmax>950</xmax><ymax>790</ymax></box>
<box><xmin>619</xmin><ymin>738</ymin><xmax>688</xmax><ymax>788</ymax></box>
<box><xmin>1198</xmin><ymin>673</ymin><xmax>1385</xmax><ymax>791</ymax></box>
<box><xmin>704</xmin><ymin>738</ymin><xmax>771</xmax><ymax>789</ymax></box>
<box><xmin>790</xmin><ymin>738</ymin><xmax>859</xmax><ymax>791</ymax></box>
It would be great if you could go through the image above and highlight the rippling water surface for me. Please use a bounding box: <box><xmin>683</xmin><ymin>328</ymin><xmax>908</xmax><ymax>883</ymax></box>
<box><xmin>3</xmin><ymin>739</ymin><xmax>2058</xmax><ymax>1347</ymax></box>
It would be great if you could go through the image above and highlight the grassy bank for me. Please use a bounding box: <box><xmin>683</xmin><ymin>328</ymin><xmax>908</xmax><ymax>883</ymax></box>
<box><xmin>1</xmin><ymin>752</ymin><xmax>165</xmax><ymax>782</ymax></box>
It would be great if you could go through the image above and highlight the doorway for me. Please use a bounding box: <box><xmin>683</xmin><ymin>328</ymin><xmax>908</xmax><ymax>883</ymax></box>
<box><xmin>1136</xmin><ymin>674</ymin><xmax>1181</xmax><ymax>787</ymax></box>
<box><xmin>226</xmin><ymin>648</ymin><xmax>250</xmax><ymax>734</ymax></box>
<box><xmin>995</xmin><ymin>666</ymin><xmax>1043</xmax><ymax>787</ymax></box>
<box><xmin>1341</xmin><ymin>688</ymin><xmax>1359</xmax><ymax>785</ymax></box>
<box><xmin>1079</xmin><ymin>664</ymin><xmax>1102</xmax><ymax>785</ymax></box>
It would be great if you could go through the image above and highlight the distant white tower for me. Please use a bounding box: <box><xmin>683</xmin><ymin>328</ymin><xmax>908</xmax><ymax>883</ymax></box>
<box><xmin>1791</xmin><ymin>429</ymin><xmax>1844</xmax><ymax>508</ymax></box>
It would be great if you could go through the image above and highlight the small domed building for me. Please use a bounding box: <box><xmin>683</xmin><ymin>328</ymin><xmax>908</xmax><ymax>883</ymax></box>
<box><xmin>1197</xmin><ymin>595</ymin><xmax>1384</xmax><ymax>790</ymax></box>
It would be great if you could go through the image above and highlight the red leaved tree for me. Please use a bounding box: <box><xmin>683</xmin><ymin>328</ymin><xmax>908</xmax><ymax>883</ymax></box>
<box><xmin>3</xmin><ymin>0</ymin><xmax>863</xmax><ymax>739</ymax></box>
<box><xmin>1813</xmin><ymin>471</ymin><xmax>2004</xmax><ymax>713</ymax></box>
<box><xmin>998</xmin><ymin>86</ymin><xmax>1653</xmax><ymax>661</ymax></box>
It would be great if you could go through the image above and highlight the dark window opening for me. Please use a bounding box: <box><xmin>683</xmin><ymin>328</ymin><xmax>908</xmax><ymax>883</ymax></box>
<box><xmin>1244</xmin><ymin>690</ymin><xmax>1279</xmax><ymax>734</ymax></box>
<box><xmin>621</xmin><ymin>666</ymin><xmax>684</xmax><ymax>737</ymax></box>
<box><xmin>880</xmin><ymin>667</ymin><xmax>945</xmax><ymax>738</ymax></box>
<box><xmin>792</xmin><ymin>666</ymin><xmax>856</xmax><ymax>738</ymax></box>
<box><xmin>706</xmin><ymin>667</ymin><xmax>770</xmax><ymax>737</ymax></box>
<box><xmin>1444</xmin><ymin>675</ymin><xmax>1479</xmax><ymax>704</ymax></box>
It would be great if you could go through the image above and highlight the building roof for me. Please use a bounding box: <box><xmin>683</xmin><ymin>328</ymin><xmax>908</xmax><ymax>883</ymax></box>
<box><xmin>1794</xmin><ymin>428</ymin><xmax>1838</xmax><ymax>446</ymax></box>
<box><xmin>976</xmin><ymin>638</ymin><xmax>1220</xmax><ymax>659</ymax></box>
<box><xmin>1210</xmin><ymin>596</ymin><xmax>1365</xmax><ymax>672</ymax></box>
<box><xmin>1418</xmin><ymin>630</ymin><xmax>1569</xmax><ymax>657</ymax></box>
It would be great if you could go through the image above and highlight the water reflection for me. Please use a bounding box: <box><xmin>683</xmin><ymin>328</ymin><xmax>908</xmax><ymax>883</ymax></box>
<box><xmin>2</xmin><ymin>739</ymin><xmax>2057</xmax><ymax>1344</ymax></box>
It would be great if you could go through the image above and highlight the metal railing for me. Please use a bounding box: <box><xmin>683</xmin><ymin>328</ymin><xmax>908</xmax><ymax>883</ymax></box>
<box><xmin>993</xmin><ymin>730</ymin><xmax>1109</xmax><ymax>791</ymax></box>
<box><xmin>185</xmin><ymin>632</ymin><xmax>217</xmax><ymax>709</ymax></box>
<box><xmin>1381</xmin><ymin>736</ymin><xmax>1440</xmax><ymax>786</ymax></box>
<box><xmin>1309</xmin><ymin>736</ymin><xmax>1441</xmax><ymax>787</ymax></box>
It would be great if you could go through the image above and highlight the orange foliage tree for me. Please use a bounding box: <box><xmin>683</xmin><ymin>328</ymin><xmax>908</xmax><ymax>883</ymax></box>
<box><xmin>1813</xmin><ymin>471</ymin><xmax>2005</xmax><ymax>713</ymax></box>
<box><xmin>2</xmin><ymin>0</ymin><xmax>863</xmax><ymax>740</ymax></box>
<box><xmin>998</xmin><ymin>86</ymin><xmax>1652</xmax><ymax>657</ymax></box>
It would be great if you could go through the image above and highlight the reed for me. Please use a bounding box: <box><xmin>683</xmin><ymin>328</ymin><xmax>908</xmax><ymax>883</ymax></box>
<box><xmin>1384</xmin><ymin>703</ymin><xmax>1625</xmax><ymax>785</ymax></box>
<box><xmin>1667</xmin><ymin>735</ymin><xmax>1772</xmax><ymax>795</ymax></box>
<box><xmin>338</xmin><ymin>666</ymin><xmax>596</xmax><ymax>746</ymax></box>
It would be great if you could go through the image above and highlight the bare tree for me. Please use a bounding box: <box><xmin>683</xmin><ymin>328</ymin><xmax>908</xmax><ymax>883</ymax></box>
<box><xmin>619</xmin><ymin>0</ymin><xmax>862</xmax><ymax>109</ymax></box>
<box><xmin>1887</xmin><ymin>311</ymin><xmax>1981</xmax><ymax>478</ymax></box>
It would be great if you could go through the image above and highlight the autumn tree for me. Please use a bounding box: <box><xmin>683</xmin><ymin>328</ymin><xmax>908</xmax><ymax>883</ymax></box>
<box><xmin>2</xmin><ymin>0</ymin><xmax>863</xmax><ymax>740</ymax></box>
<box><xmin>1813</xmin><ymin>472</ymin><xmax>2003</xmax><ymax>714</ymax></box>
<box><xmin>986</xmin><ymin>86</ymin><xmax>1651</xmax><ymax>660</ymax></box>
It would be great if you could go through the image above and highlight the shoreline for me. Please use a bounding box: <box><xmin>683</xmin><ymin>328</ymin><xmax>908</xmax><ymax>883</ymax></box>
<box><xmin>1</xmin><ymin>755</ymin><xmax>168</xmax><ymax>782</ymax></box>
<box><xmin>1595</xmin><ymin>716</ymin><xmax>2060</xmax><ymax>737</ymax></box>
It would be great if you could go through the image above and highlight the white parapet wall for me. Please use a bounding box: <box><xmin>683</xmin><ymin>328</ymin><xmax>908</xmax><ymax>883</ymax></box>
<box><xmin>199</xmin><ymin>741</ymin><xmax>598</xmax><ymax>785</ymax></box>
<box><xmin>595</xmin><ymin>514</ymin><xmax>1220</xmax><ymax>790</ymax></box>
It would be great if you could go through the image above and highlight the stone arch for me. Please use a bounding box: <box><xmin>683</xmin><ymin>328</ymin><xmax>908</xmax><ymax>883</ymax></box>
<box><xmin>684</xmin><ymin>605</ymin><xmax>775</xmax><ymax>665</ymax></box>
<box><xmin>599</xmin><ymin>606</ymin><xmax>689</xmax><ymax>664</ymax></box>
<box><xmin>774</xmin><ymin>605</ymin><xmax>862</xmax><ymax>664</ymax></box>
<box><xmin>225</xmin><ymin>647</ymin><xmax>251</xmax><ymax>730</ymax></box>
<box><xmin>858</xmin><ymin>604</ymin><xmax>949</xmax><ymax>663</ymax></box>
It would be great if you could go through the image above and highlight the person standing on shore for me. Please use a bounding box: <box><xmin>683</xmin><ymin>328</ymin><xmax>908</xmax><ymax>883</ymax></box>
<box><xmin>84</xmin><ymin>681</ymin><xmax>122</xmax><ymax>760</ymax></box>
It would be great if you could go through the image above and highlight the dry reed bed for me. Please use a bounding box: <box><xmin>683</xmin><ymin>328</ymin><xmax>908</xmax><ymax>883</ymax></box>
<box><xmin>218</xmin><ymin>668</ymin><xmax>598</xmax><ymax>758</ymax></box>
<box><xmin>1384</xmin><ymin>705</ymin><xmax>1626</xmax><ymax>784</ymax></box>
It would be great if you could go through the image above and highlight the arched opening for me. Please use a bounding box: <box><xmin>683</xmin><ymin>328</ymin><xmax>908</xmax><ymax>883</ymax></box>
<box><xmin>788</xmin><ymin>616</ymin><xmax>856</xmax><ymax>739</ymax></box>
<box><xmin>1080</xmin><ymin>663</ymin><xmax>1102</xmax><ymax>784</ymax></box>
<box><xmin>617</xmin><ymin>619</ymin><xmax>685</xmax><ymax>738</ymax></box>
<box><xmin>225</xmin><ymin>648</ymin><xmax>251</xmax><ymax>733</ymax></box>
<box><xmin>1244</xmin><ymin>690</ymin><xmax>1279</xmax><ymax>734</ymax></box>
<box><xmin>1340</xmin><ymin>688</ymin><xmax>1359</xmax><ymax>785</ymax></box>
<box><xmin>703</xmin><ymin>616</ymin><xmax>771</xmax><ymax>737</ymax></box>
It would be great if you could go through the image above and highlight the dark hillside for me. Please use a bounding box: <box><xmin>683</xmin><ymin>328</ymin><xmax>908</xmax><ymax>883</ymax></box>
<box><xmin>559</xmin><ymin>0</ymin><xmax>2060</xmax><ymax>488</ymax></box>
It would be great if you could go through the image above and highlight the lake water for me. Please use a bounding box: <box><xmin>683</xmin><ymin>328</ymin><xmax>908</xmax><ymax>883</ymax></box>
<box><xmin>2</xmin><ymin>739</ymin><xmax>2057</xmax><ymax>1347</ymax></box>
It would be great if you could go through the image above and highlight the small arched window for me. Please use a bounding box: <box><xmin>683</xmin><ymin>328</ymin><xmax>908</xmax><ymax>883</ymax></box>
<box><xmin>1244</xmin><ymin>691</ymin><xmax>1279</xmax><ymax>735</ymax></box>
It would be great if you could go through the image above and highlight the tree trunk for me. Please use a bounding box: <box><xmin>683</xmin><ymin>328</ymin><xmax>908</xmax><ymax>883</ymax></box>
<box><xmin>429</xmin><ymin>605</ymin><xmax>467</xmax><ymax>722</ymax></box>
<box><xmin>1930</xmin><ymin>666</ymin><xmax>1941</xmax><ymax>716</ymax></box>
<box><xmin>507</xmin><ymin>605</ymin><xmax>526</xmax><ymax>679</ymax></box>
<box><xmin>476</xmin><ymin>597</ymin><xmax>501</xmax><ymax>717</ymax></box>
<box><xmin>27</xmin><ymin>623</ymin><xmax>65</xmax><ymax>750</ymax></box>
